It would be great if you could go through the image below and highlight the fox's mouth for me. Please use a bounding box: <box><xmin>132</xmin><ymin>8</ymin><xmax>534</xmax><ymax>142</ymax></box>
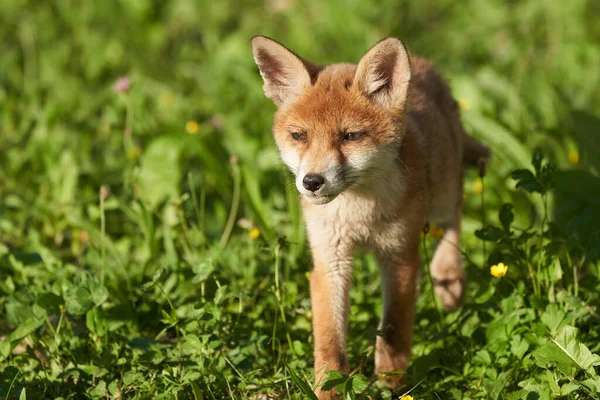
<box><xmin>301</xmin><ymin>191</ymin><xmax>340</xmax><ymax>205</ymax></box>
<box><xmin>296</xmin><ymin>175</ymin><xmax>352</xmax><ymax>205</ymax></box>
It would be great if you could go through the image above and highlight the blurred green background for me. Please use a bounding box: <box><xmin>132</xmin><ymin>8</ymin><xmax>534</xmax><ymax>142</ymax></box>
<box><xmin>1</xmin><ymin>0</ymin><xmax>600</xmax><ymax>398</ymax></box>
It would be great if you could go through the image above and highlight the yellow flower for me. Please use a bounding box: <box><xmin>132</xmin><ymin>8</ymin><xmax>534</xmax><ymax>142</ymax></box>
<box><xmin>249</xmin><ymin>228</ymin><xmax>260</xmax><ymax>240</ymax></box>
<box><xmin>186</xmin><ymin>120</ymin><xmax>199</xmax><ymax>135</ymax></box>
<box><xmin>401</xmin><ymin>395</ymin><xmax>414</xmax><ymax>400</ymax></box>
<box><xmin>472</xmin><ymin>178</ymin><xmax>483</xmax><ymax>194</ymax></box>
<box><xmin>568</xmin><ymin>150</ymin><xmax>579</xmax><ymax>165</ymax></box>
<box><xmin>458</xmin><ymin>98</ymin><xmax>471</xmax><ymax>111</ymax></box>
<box><xmin>430</xmin><ymin>227</ymin><xmax>445</xmax><ymax>240</ymax></box>
<box><xmin>490</xmin><ymin>262</ymin><xmax>508</xmax><ymax>278</ymax></box>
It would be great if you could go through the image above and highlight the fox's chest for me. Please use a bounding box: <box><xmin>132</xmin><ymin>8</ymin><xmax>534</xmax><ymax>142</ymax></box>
<box><xmin>303</xmin><ymin>187</ymin><xmax>412</xmax><ymax>255</ymax></box>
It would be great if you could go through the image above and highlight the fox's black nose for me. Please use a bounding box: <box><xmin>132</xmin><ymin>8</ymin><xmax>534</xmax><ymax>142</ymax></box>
<box><xmin>302</xmin><ymin>174</ymin><xmax>325</xmax><ymax>192</ymax></box>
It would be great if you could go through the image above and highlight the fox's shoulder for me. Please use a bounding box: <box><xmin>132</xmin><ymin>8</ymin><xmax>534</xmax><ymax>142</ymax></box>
<box><xmin>407</xmin><ymin>55</ymin><xmax>456</xmax><ymax>113</ymax></box>
<box><xmin>408</xmin><ymin>55</ymin><xmax>437</xmax><ymax>76</ymax></box>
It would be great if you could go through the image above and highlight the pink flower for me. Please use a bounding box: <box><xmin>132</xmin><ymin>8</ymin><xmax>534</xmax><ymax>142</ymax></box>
<box><xmin>113</xmin><ymin>76</ymin><xmax>131</xmax><ymax>93</ymax></box>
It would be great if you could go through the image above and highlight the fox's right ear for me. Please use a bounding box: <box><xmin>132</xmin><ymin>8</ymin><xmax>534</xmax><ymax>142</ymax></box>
<box><xmin>251</xmin><ymin>36</ymin><xmax>318</xmax><ymax>107</ymax></box>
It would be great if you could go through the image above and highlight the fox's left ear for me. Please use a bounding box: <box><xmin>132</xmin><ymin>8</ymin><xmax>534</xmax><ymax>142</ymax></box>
<box><xmin>251</xmin><ymin>36</ymin><xmax>319</xmax><ymax>107</ymax></box>
<box><xmin>354</xmin><ymin>37</ymin><xmax>411</xmax><ymax>112</ymax></box>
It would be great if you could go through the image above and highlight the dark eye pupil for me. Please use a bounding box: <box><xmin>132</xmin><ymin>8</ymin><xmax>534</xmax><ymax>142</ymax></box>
<box><xmin>344</xmin><ymin>131</ymin><xmax>363</xmax><ymax>142</ymax></box>
<box><xmin>292</xmin><ymin>132</ymin><xmax>306</xmax><ymax>141</ymax></box>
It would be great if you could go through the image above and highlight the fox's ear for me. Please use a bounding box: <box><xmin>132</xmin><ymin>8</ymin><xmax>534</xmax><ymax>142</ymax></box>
<box><xmin>354</xmin><ymin>37</ymin><xmax>411</xmax><ymax>111</ymax></box>
<box><xmin>251</xmin><ymin>36</ymin><xmax>318</xmax><ymax>107</ymax></box>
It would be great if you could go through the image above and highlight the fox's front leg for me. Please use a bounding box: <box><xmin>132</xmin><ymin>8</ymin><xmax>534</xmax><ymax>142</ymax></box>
<box><xmin>309</xmin><ymin>245</ymin><xmax>353</xmax><ymax>398</ymax></box>
<box><xmin>375</xmin><ymin>243</ymin><xmax>420</xmax><ymax>388</ymax></box>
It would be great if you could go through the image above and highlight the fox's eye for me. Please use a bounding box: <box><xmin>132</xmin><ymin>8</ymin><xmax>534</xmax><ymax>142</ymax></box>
<box><xmin>291</xmin><ymin>132</ymin><xmax>307</xmax><ymax>141</ymax></box>
<box><xmin>343</xmin><ymin>131</ymin><xmax>364</xmax><ymax>142</ymax></box>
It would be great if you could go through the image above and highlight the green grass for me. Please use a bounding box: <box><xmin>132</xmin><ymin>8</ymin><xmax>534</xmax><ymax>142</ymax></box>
<box><xmin>1</xmin><ymin>0</ymin><xmax>600</xmax><ymax>398</ymax></box>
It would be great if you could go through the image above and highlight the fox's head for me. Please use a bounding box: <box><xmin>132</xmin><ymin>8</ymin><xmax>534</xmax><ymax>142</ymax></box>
<box><xmin>252</xmin><ymin>36</ymin><xmax>411</xmax><ymax>205</ymax></box>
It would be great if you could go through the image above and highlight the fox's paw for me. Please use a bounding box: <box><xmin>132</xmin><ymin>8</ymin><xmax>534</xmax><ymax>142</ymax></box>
<box><xmin>432</xmin><ymin>274</ymin><xmax>465</xmax><ymax>311</ymax></box>
<box><xmin>430</xmin><ymin>242</ymin><xmax>465</xmax><ymax>311</ymax></box>
<box><xmin>375</xmin><ymin>369</ymin><xmax>407</xmax><ymax>391</ymax></box>
<box><xmin>375</xmin><ymin>346</ymin><xmax>409</xmax><ymax>390</ymax></box>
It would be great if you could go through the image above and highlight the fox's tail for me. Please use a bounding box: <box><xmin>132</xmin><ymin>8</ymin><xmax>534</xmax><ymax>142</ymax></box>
<box><xmin>462</xmin><ymin>134</ymin><xmax>491</xmax><ymax>168</ymax></box>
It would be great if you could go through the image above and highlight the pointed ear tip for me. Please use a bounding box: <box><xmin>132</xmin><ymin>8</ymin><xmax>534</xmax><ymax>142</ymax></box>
<box><xmin>251</xmin><ymin>35</ymin><xmax>277</xmax><ymax>51</ymax></box>
<box><xmin>381</xmin><ymin>36</ymin><xmax>408</xmax><ymax>50</ymax></box>
<box><xmin>251</xmin><ymin>35</ymin><xmax>265</xmax><ymax>48</ymax></box>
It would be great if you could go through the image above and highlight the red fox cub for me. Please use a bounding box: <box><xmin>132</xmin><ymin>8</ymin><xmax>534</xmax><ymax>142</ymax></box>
<box><xmin>251</xmin><ymin>36</ymin><xmax>489</xmax><ymax>397</ymax></box>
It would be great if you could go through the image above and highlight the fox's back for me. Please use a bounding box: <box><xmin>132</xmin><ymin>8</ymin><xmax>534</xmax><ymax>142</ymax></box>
<box><xmin>405</xmin><ymin>56</ymin><xmax>465</xmax><ymax>224</ymax></box>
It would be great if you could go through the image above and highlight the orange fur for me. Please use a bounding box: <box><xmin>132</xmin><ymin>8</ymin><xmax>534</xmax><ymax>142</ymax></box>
<box><xmin>252</xmin><ymin>36</ymin><xmax>490</xmax><ymax>398</ymax></box>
